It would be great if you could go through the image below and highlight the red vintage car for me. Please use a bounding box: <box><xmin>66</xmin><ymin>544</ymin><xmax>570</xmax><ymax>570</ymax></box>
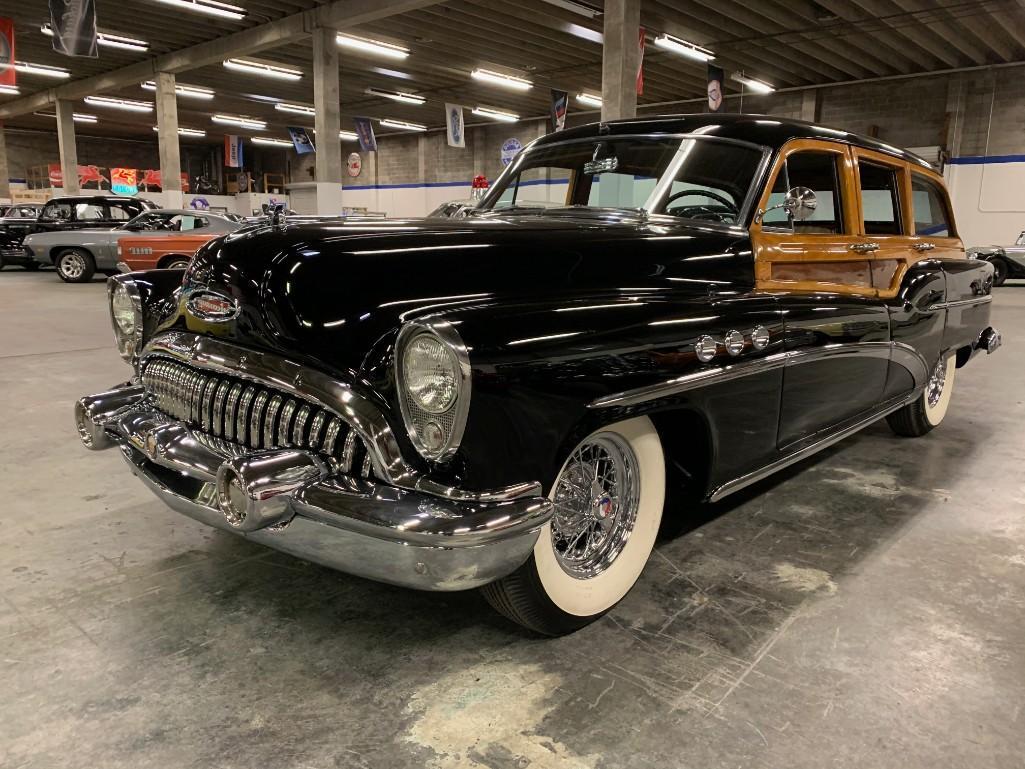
<box><xmin>116</xmin><ymin>213</ymin><xmax>241</xmax><ymax>271</ymax></box>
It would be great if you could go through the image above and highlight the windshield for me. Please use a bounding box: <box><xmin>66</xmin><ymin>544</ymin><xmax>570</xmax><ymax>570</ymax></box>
<box><xmin>478</xmin><ymin>135</ymin><xmax>767</xmax><ymax>225</ymax></box>
<box><xmin>121</xmin><ymin>212</ymin><xmax>176</xmax><ymax>231</ymax></box>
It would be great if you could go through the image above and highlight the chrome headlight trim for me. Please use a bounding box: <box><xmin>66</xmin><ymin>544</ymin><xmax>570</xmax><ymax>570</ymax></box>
<box><xmin>107</xmin><ymin>274</ymin><xmax>144</xmax><ymax>364</ymax></box>
<box><xmin>395</xmin><ymin>319</ymin><xmax>471</xmax><ymax>462</ymax></box>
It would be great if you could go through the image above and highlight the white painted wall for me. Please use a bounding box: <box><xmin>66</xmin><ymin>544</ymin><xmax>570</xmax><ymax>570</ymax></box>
<box><xmin>946</xmin><ymin>160</ymin><xmax>1025</xmax><ymax>248</ymax></box>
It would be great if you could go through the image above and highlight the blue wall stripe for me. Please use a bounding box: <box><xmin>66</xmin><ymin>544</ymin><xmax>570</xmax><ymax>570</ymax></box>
<box><xmin>949</xmin><ymin>154</ymin><xmax>1025</xmax><ymax>165</ymax></box>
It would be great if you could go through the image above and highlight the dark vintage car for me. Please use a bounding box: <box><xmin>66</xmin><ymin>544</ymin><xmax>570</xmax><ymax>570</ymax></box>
<box><xmin>75</xmin><ymin>115</ymin><xmax>1001</xmax><ymax>635</ymax></box>
<box><xmin>968</xmin><ymin>231</ymin><xmax>1025</xmax><ymax>286</ymax></box>
<box><xmin>0</xmin><ymin>204</ymin><xmax>43</xmax><ymax>270</ymax></box>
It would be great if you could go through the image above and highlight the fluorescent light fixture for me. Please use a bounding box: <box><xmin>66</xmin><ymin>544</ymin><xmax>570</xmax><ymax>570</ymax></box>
<box><xmin>365</xmin><ymin>87</ymin><xmax>425</xmax><ymax>105</ymax></box>
<box><xmin>539</xmin><ymin>0</ymin><xmax>601</xmax><ymax>18</ymax></box>
<box><xmin>470</xmin><ymin>68</ymin><xmax>532</xmax><ymax>91</ymax></box>
<box><xmin>41</xmin><ymin>24</ymin><xmax>149</xmax><ymax>51</ymax></box>
<box><xmin>653</xmin><ymin>34</ymin><xmax>714</xmax><ymax>62</ymax></box>
<box><xmin>379</xmin><ymin>118</ymin><xmax>427</xmax><ymax>132</ymax></box>
<box><xmin>0</xmin><ymin>86</ymin><xmax>19</xmax><ymax>95</ymax></box>
<box><xmin>340</xmin><ymin>131</ymin><xmax>359</xmax><ymax>141</ymax></box>
<box><xmin>275</xmin><ymin>102</ymin><xmax>316</xmax><ymax>116</ymax></box>
<box><xmin>154</xmin><ymin>0</ymin><xmax>246</xmax><ymax>20</ymax></box>
<box><xmin>223</xmin><ymin>58</ymin><xmax>303</xmax><ymax>81</ymax></box>
<box><xmin>336</xmin><ymin>33</ymin><xmax>409</xmax><ymax>60</ymax></box>
<box><xmin>14</xmin><ymin>61</ymin><xmax>70</xmax><ymax>79</ymax></box>
<box><xmin>472</xmin><ymin>106</ymin><xmax>519</xmax><ymax>122</ymax></box>
<box><xmin>84</xmin><ymin>95</ymin><xmax>153</xmax><ymax>112</ymax></box>
<box><xmin>252</xmin><ymin>137</ymin><xmax>294</xmax><ymax>147</ymax></box>
<box><xmin>211</xmin><ymin>114</ymin><xmax>267</xmax><ymax>130</ymax></box>
<box><xmin>730</xmin><ymin>72</ymin><xmax>774</xmax><ymax>93</ymax></box>
<box><xmin>152</xmin><ymin>125</ymin><xmax>207</xmax><ymax>137</ymax></box>
<box><xmin>576</xmin><ymin>92</ymin><xmax>602</xmax><ymax>108</ymax></box>
<box><xmin>141</xmin><ymin>80</ymin><xmax>214</xmax><ymax>100</ymax></box>
<box><xmin>35</xmin><ymin>111</ymin><xmax>98</xmax><ymax>123</ymax></box>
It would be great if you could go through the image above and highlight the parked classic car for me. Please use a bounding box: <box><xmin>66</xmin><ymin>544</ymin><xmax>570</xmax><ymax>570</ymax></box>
<box><xmin>427</xmin><ymin>199</ymin><xmax>478</xmax><ymax>219</ymax></box>
<box><xmin>968</xmin><ymin>232</ymin><xmax>1025</xmax><ymax>285</ymax></box>
<box><xmin>26</xmin><ymin>209</ymin><xmax>240</xmax><ymax>282</ymax></box>
<box><xmin>0</xmin><ymin>204</ymin><xmax>43</xmax><ymax>270</ymax></box>
<box><xmin>75</xmin><ymin>115</ymin><xmax>1001</xmax><ymax>635</ymax></box>
<box><xmin>115</xmin><ymin>223</ymin><xmax>239</xmax><ymax>272</ymax></box>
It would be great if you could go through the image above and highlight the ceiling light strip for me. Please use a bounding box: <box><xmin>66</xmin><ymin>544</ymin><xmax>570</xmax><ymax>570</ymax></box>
<box><xmin>365</xmin><ymin>87</ymin><xmax>425</xmax><ymax>105</ymax></box>
<box><xmin>653</xmin><ymin>34</ymin><xmax>715</xmax><ymax>62</ymax></box>
<box><xmin>223</xmin><ymin>58</ymin><xmax>303</xmax><ymax>81</ymax></box>
<box><xmin>154</xmin><ymin>0</ymin><xmax>246</xmax><ymax>20</ymax></box>
<box><xmin>576</xmin><ymin>92</ymin><xmax>602</xmax><ymax>108</ymax></box>
<box><xmin>14</xmin><ymin>61</ymin><xmax>71</xmax><ymax>78</ymax></box>
<box><xmin>34</xmin><ymin>111</ymin><xmax>98</xmax><ymax>123</ymax></box>
<box><xmin>211</xmin><ymin>114</ymin><xmax>267</xmax><ymax>129</ymax></box>
<box><xmin>84</xmin><ymin>95</ymin><xmax>153</xmax><ymax>112</ymax></box>
<box><xmin>470</xmin><ymin>68</ymin><xmax>533</xmax><ymax>91</ymax></box>
<box><xmin>336</xmin><ymin>33</ymin><xmax>409</xmax><ymax>60</ymax></box>
<box><xmin>141</xmin><ymin>81</ymin><xmax>214</xmax><ymax>99</ymax></box>
<box><xmin>379</xmin><ymin>118</ymin><xmax>427</xmax><ymax>132</ymax></box>
<box><xmin>275</xmin><ymin>102</ymin><xmax>316</xmax><ymax>115</ymax></box>
<box><xmin>730</xmin><ymin>72</ymin><xmax>774</xmax><ymax>93</ymax></box>
<box><xmin>41</xmin><ymin>24</ymin><xmax>149</xmax><ymax>51</ymax></box>
<box><xmin>252</xmin><ymin>137</ymin><xmax>294</xmax><ymax>147</ymax></box>
<box><xmin>152</xmin><ymin>126</ymin><xmax>207</xmax><ymax>137</ymax></box>
<box><xmin>471</xmin><ymin>106</ymin><xmax>519</xmax><ymax>122</ymax></box>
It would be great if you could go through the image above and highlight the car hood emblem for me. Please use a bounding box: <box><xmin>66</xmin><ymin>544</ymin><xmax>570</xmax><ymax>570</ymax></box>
<box><xmin>187</xmin><ymin>290</ymin><xmax>239</xmax><ymax>322</ymax></box>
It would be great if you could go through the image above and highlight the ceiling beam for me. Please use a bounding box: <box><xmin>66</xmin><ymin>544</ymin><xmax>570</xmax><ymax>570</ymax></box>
<box><xmin>0</xmin><ymin>0</ymin><xmax>446</xmax><ymax>119</ymax></box>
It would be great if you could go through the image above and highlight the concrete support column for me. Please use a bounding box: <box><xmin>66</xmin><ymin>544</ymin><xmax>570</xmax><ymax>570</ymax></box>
<box><xmin>55</xmin><ymin>99</ymin><xmax>79</xmax><ymax>195</ymax></box>
<box><xmin>0</xmin><ymin>123</ymin><xmax>10</xmax><ymax>200</ymax></box>
<box><xmin>600</xmin><ymin>0</ymin><xmax>641</xmax><ymax>122</ymax></box>
<box><xmin>312</xmin><ymin>26</ymin><xmax>343</xmax><ymax>215</ymax></box>
<box><xmin>155</xmin><ymin>72</ymin><xmax>184</xmax><ymax>207</ymax></box>
<box><xmin>944</xmin><ymin>75</ymin><xmax>965</xmax><ymax>158</ymax></box>
<box><xmin>800</xmin><ymin>89</ymin><xmax>819</xmax><ymax>123</ymax></box>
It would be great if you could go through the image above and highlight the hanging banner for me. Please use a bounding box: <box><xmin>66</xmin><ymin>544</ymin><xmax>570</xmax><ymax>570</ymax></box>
<box><xmin>353</xmin><ymin>117</ymin><xmax>377</xmax><ymax>153</ymax></box>
<box><xmin>0</xmin><ymin>17</ymin><xmax>15</xmax><ymax>89</ymax></box>
<box><xmin>636</xmin><ymin>27</ymin><xmax>646</xmax><ymax>96</ymax></box>
<box><xmin>288</xmin><ymin>126</ymin><xmax>315</xmax><ymax>154</ymax></box>
<box><xmin>48</xmin><ymin>0</ymin><xmax>98</xmax><ymax>58</ymax></box>
<box><xmin>550</xmin><ymin>90</ymin><xmax>568</xmax><ymax>133</ymax></box>
<box><xmin>224</xmin><ymin>134</ymin><xmax>244</xmax><ymax>168</ymax></box>
<box><xmin>707</xmin><ymin>64</ymin><xmax>725</xmax><ymax>113</ymax></box>
<box><xmin>445</xmin><ymin>104</ymin><xmax>465</xmax><ymax>148</ymax></box>
<box><xmin>110</xmin><ymin>168</ymin><xmax>138</xmax><ymax>195</ymax></box>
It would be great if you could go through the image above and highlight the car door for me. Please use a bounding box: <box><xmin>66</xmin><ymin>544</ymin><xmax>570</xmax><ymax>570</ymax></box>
<box><xmin>750</xmin><ymin>139</ymin><xmax>890</xmax><ymax>449</ymax></box>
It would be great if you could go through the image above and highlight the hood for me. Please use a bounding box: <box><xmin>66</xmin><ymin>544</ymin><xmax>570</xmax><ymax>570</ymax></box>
<box><xmin>176</xmin><ymin>214</ymin><xmax>753</xmax><ymax>376</ymax></box>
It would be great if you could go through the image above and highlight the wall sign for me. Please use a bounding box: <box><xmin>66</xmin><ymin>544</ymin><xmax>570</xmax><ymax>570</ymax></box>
<box><xmin>347</xmin><ymin>152</ymin><xmax>362</xmax><ymax>178</ymax></box>
<box><xmin>501</xmin><ymin>138</ymin><xmax>523</xmax><ymax>167</ymax></box>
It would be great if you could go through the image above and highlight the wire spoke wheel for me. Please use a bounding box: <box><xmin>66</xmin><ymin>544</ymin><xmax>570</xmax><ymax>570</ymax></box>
<box><xmin>550</xmin><ymin>433</ymin><xmax>640</xmax><ymax>579</ymax></box>
<box><xmin>926</xmin><ymin>357</ymin><xmax>947</xmax><ymax>408</ymax></box>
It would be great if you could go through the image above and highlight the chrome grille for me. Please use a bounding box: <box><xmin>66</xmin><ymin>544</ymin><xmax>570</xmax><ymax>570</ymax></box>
<box><xmin>142</xmin><ymin>357</ymin><xmax>374</xmax><ymax>476</ymax></box>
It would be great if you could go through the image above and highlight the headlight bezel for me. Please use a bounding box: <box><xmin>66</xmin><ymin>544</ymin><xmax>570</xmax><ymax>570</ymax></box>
<box><xmin>395</xmin><ymin>320</ymin><xmax>471</xmax><ymax>462</ymax></box>
<box><xmin>107</xmin><ymin>275</ymin><xmax>144</xmax><ymax>363</ymax></box>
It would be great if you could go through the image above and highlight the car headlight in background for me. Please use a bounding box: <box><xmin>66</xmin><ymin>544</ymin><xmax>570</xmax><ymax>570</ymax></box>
<box><xmin>396</xmin><ymin>321</ymin><xmax>471</xmax><ymax>461</ymax></box>
<box><xmin>108</xmin><ymin>276</ymin><xmax>144</xmax><ymax>362</ymax></box>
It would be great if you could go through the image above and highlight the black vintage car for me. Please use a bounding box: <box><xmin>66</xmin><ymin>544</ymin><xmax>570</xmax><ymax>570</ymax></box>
<box><xmin>76</xmin><ymin>115</ymin><xmax>1001</xmax><ymax>635</ymax></box>
<box><xmin>0</xmin><ymin>204</ymin><xmax>43</xmax><ymax>270</ymax></box>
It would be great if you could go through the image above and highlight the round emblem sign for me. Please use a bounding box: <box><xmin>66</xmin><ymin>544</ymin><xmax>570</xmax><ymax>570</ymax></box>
<box><xmin>347</xmin><ymin>152</ymin><xmax>362</xmax><ymax>177</ymax></box>
<box><xmin>501</xmin><ymin>138</ymin><xmax>523</xmax><ymax>167</ymax></box>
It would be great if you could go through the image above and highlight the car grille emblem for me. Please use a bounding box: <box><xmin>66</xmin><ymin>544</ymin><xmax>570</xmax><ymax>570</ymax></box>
<box><xmin>187</xmin><ymin>291</ymin><xmax>239</xmax><ymax>322</ymax></box>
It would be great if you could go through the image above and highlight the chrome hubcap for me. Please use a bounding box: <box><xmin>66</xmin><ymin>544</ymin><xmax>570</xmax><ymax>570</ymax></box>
<box><xmin>550</xmin><ymin>433</ymin><xmax>640</xmax><ymax>579</ymax></box>
<box><xmin>927</xmin><ymin>357</ymin><xmax>947</xmax><ymax>407</ymax></box>
<box><xmin>61</xmin><ymin>253</ymin><xmax>85</xmax><ymax>278</ymax></box>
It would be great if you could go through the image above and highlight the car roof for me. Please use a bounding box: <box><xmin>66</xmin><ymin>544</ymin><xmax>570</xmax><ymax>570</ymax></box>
<box><xmin>48</xmin><ymin>195</ymin><xmax>151</xmax><ymax>204</ymax></box>
<box><xmin>538</xmin><ymin>113</ymin><xmax>934</xmax><ymax>170</ymax></box>
<box><xmin>146</xmin><ymin>208</ymin><xmax>229</xmax><ymax>217</ymax></box>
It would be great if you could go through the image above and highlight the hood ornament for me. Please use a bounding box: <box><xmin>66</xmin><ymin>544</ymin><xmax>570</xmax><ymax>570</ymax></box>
<box><xmin>186</xmin><ymin>290</ymin><xmax>240</xmax><ymax>322</ymax></box>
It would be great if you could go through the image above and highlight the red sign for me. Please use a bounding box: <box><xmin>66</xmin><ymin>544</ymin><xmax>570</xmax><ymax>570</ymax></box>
<box><xmin>48</xmin><ymin>163</ymin><xmax>63</xmax><ymax>187</ymax></box>
<box><xmin>636</xmin><ymin>27</ymin><xmax>646</xmax><ymax>96</ymax></box>
<box><xmin>0</xmin><ymin>18</ymin><xmax>15</xmax><ymax>89</ymax></box>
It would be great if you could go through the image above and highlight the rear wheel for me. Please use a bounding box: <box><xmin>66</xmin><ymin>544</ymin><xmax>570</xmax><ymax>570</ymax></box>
<box><xmin>481</xmin><ymin>416</ymin><xmax>665</xmax><ymax>635</ymax></box>
<box><xmin>163</xmin><ymin>256</ymin><xmax>191</xmax><ymax>270</ymax></box>
<box><xmin>56</xmin><ymin>249</ymin><xmax>95</xmax><ymax>283</ymax></box>
<box><xmin>886</xmin><ymin>353</ymin><xmax>956</xmax><ymax>437</ymax></box>
<box><xmin>991</xmin><ymin>257</ymin><xmax>1009</xmax><ymax>287</ymax></box>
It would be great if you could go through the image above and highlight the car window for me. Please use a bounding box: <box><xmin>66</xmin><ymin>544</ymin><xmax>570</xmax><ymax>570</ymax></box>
<box><xmin>764</xmin><ymin>152</ymin><xmax>844</xmax><ymax>234</ymax></box>
<box><xmin>178</xmin><ymin>215</ymin><xmax>207</xmax><ymax>231</ymax></box>
<box><xmin>42</xmin><ymin>203</ymin><xmax>72</xmax><ymax>220</ymax></box>
<box><xmin>859</xmin><ymin>161</ymin><xmax>903</xmax><ymax>236</ymax></box>
<box><xmin>107</xmin><ymin>204</ymin><xmax>134</xmax><ymax>221</ymax></box>
<box><xmin>910</xmin><ymin>175</ymin><xmax>951</xmax><ymax>237</ymax></box>
<box><xmin>75</xmin><ymin>203</ymin><xmax>105</xmax><ymax>221</ymax></box>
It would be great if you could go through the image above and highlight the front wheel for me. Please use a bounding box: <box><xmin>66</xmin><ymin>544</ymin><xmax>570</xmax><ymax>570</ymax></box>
<box><xmin>481</xmin><ymin>416</ymin><xmax>665</xmax><ymax>635</ymax></box>
<box><xmin>56</xmin><ymin>249</ymin><xmax>95</xmax><ymax>283</ymax></box>
<box><xmin>163</xmin><ymin>256</ymin><xmax>190</xmax><ymax>270</ymax></box>
<box><xmin>886</xmin><ymin>353</ymin><xmax>956</xmax><ymax>437</ymax></box>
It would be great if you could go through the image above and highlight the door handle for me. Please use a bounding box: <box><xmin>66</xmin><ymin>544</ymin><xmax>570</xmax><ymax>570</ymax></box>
<box><xmin>849</xmin><ymin>242</ymin><xmax>880</xmax><ymax>254</ymax></box>
<box><xmin>913</xmin><ymin>242</ymin><xmax>936</xmax><ymax>252</ymax></box>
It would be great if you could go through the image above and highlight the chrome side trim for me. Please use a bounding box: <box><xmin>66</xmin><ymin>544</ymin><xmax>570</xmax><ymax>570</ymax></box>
<box><xmin>927</xmin><ymin>295</ymin><xmax>993</xmax><ymax>311</ymax></box>
<box><xmin>589</xmin><ymin>341</ymin><xmax>928</xmax><ymax>409</ymax></box>
<box><xmin>708</xmin><ymin>390</ymin><xmax>920</xmax><ymax>503</ymax></box>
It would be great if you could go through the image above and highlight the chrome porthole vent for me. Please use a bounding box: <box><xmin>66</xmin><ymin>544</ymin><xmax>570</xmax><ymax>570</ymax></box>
<box><xmin>695</xmin><ymin>335</ymin><xmax>718</xmax><ymax>362</ymax></box>
<box><xmin>751</xmin><ymin>326</ymin><xmax>770</xmax><ymax>351</ymax></box>
<box><xmin>725</xmin><ymin>330</ymin><xmax>745</xmax><ymax>356</ymax></box>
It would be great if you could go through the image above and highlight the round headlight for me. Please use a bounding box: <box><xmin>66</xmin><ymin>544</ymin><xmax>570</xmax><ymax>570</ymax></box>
<box><xmin>403</xmin><ymin>334</ymin><xmax>458</xmax><ymax>414</ymax></box>
<box><xmin>111</xmin><ymin>283</ymin><xmax>138</xmax><ymax>337</ymax></box>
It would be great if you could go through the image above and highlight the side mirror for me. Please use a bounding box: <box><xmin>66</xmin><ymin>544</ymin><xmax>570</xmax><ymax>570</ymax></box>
<box><xmin>757</xmin><ymin>186</ymin><xmax>818</xmax><ymax>223</ymax></box>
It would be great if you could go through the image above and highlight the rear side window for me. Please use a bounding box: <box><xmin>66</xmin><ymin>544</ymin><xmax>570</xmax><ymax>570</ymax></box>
<box><xmin>859</xmin><ymin>161</ymin><xmax>902</xmax><ymax>235</ymax></box>
<box><xmin>764</xmin><ymin>151</ymin><xmax>844</xmax><ymax>234</ymax></box>
<box><xmin>42</xmin><ymin>203</ymin><xmax>72</xmax><ymax>220</ymax></box>
<box><xmin>75</xmin><ymin>203</ymin><xmax>105</xmax><ymax>221</ymax></box>
<box><xmin>107</xmin><ymin>204</ymin><xmax>134</xmax><ymax>221</ymax></box>
<box><xmin>911</xmin><ymin>176</ymin><xmax>952</xmax><ymax>237</ymax></box>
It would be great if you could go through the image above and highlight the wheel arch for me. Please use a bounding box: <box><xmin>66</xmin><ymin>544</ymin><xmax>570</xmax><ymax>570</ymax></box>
<box><xmin>156</xmin><ymin>253</ymin><xmax>191</xmax><ymax>269</ymax></box>
<box><xmin>53</xmin><ymin>245</ymin><xmax>94</xmax><ymax>264</ymax></box>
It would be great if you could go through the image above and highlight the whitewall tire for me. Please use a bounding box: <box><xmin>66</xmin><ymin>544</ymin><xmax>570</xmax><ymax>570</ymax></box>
<box><xmin>887</xmin><ymin>352</ymin><xmax>956</xmax><ymax>437</ymax></box>
<box><xmin>481</xmin><ymin>416</ymin><xmax>665</xmax><ymax>635</ymax></box>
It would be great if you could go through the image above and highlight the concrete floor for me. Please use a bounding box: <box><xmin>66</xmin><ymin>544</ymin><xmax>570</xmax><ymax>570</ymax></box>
<box><xmin>1</xmin><ymin>269</ymin><xmax>1023</xmax><ymax>769</ymax></box>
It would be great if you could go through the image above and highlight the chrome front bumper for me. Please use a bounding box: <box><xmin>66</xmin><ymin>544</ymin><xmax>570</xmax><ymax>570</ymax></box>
<box><xmin>76</xmin><ymin>385</ymin><xmax>552</xmax><ymax>591</ymax></box>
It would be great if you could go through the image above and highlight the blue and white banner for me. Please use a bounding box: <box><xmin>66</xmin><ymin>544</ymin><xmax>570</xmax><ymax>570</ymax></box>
<box><xmin>550</xmin><ymin>90</ymin><xmax>568</xmax><ymax>133</ymax></box>
<box><xmin>224</xmin><ymin>134</ymin><xmax>243</xmax><ymax>168</ymax></box>
<box><xmin>288</xmin><ymin>126</ymin><xmax>315</xmax><ymax>154</ymax></box>
<box><xmin>353</xmin><ymin>117</ymin><xmax>377</xmax><ymax>153</ymax></box>
<box><xmin>445</xmin><ymin>103</ymin><xmax>465</xmax><ymax>148</ymax></box>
